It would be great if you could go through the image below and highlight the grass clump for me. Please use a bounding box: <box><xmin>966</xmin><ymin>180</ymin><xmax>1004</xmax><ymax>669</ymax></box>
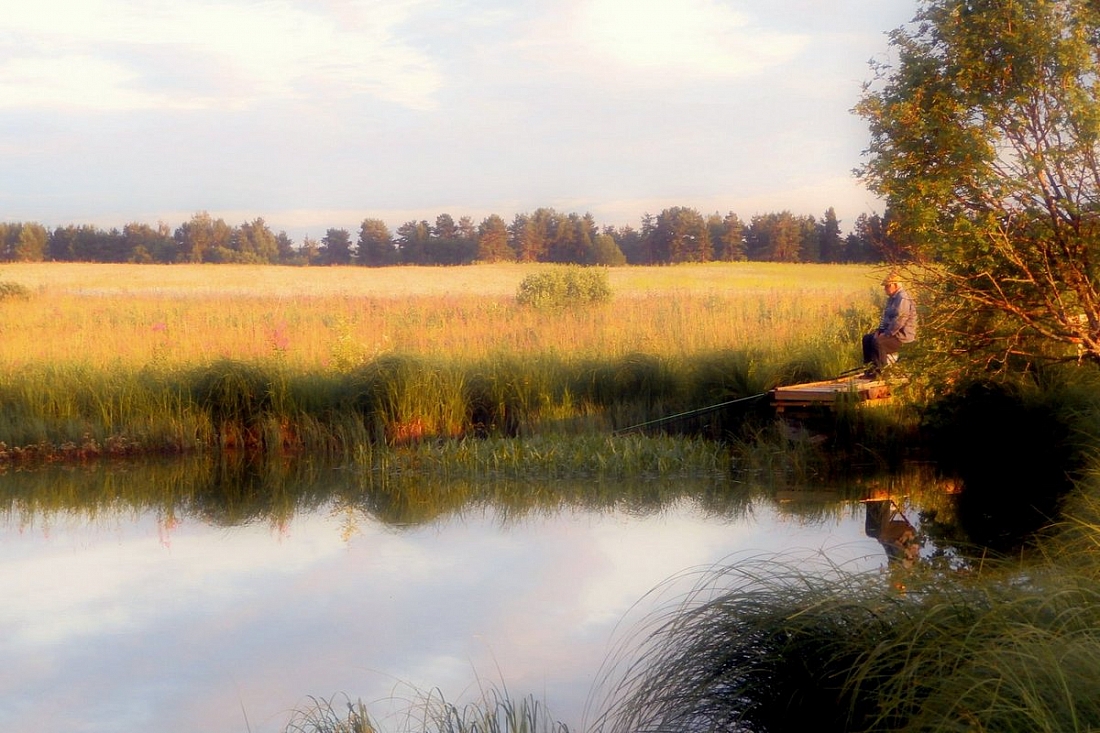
<box><xmin>515</xmin><ymin>266</ymin><xmax>612</xmax><ymax>308</ymax></box>
<box><xmin>591</xmin><ymin>557</ymin><xmax>1100</xmax><ymax>733</ymax></box>
<box><xmin>410</xmin><ymin>688</ymin><xmax>572</xmax><ymax>733</ymax></box>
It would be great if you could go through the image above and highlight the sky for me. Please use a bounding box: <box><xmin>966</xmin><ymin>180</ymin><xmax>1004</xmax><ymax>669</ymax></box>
<box><xmin>1</xmin><ymin>0</ymin><xmax>917</xmax><ymax>243</ymax></box>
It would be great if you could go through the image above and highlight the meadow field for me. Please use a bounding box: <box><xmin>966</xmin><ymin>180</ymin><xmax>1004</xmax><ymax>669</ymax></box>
<box><xmin>0</xmin><ymin>261</ymin><xmax>881</xmax><ymax>368</ymax></box>
<box><xmin>0</xmin><ymin>261</ymin><xmax>888</xmax><ymax>456</ymax></box>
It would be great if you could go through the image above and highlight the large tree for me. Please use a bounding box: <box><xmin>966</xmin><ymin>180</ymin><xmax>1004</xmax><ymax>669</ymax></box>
<box><xmin>820</xmin><ymin>207</ymin><xmax>843</xmax><ymax>263</ymax></box>
<box><xmin>477</xmin><ymin>214</ymin><xmax>514</xmax><ymax>262</ymax></box>
<box><xmin>356</xmin><ymin>218</ymin><xmax>394</xmax><ymax>266</ymax></box>
<box><xmin>318</xmin><ymin>228</ymin><xmax>353</xmax><ymax>265</ymax></box>
<box><xmin>234</xmin><ymin>218</ymin><xmax>280</xmax><ymax>263</ymax></box>
<box><xmin>0</xmin><ymin>222</ymin><xmax>48</xmax><ymax>261</ymax></box>
<box><xmin>396</xmin><ymin>220</ymin><xmax>431</xmax><ymax>264</ymax></box>
<box><xmin>174</xmin><ymin>212</ymin><xmax>232</xmax><ymax>263</ymax></box>
<box><xmin>856</xmin><ymin>0</ymin><xmax>1100</xmax><ymax>367</ymax></box>
<box><xmin>645</xmin><ymin>207</ymin><xmax>713</xmax><ymax>263</ymax></box>
<box><xmin>746</xmin><ymin>212</ymin><xmax>805</xmax><ymax>262</ymax></box>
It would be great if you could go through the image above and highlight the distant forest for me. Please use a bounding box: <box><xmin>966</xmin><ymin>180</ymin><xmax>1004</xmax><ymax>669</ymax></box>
<box><xmin>0</xmin><ymin>205</ymin><xmax>893</xmax><ymax>266</ymax></box>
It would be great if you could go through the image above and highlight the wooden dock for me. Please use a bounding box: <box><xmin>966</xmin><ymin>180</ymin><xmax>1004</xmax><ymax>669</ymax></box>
<box><xmin>771</xmin><ymin>375</ymin><xmax>893</xmax><ymax>414</ymax></box>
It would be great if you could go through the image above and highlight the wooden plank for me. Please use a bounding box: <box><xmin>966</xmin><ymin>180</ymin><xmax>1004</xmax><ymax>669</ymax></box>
<box><xmin>771</xmin><ymin>376</ymin><xmax>892</xmax><ymax>409</ymax></box>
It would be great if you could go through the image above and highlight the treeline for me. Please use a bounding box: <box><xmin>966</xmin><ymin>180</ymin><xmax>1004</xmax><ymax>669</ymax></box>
<box><xmin>0</xmin><ymin>206</ymin><xmax>892</xmax><ymax>266</ymax></box>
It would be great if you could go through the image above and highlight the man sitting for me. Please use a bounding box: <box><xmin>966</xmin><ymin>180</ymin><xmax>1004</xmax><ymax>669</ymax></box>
<box><xmin>862</xmin><ymin>271</ymin><xmax>917</xmax><ymax>377</ymax></box>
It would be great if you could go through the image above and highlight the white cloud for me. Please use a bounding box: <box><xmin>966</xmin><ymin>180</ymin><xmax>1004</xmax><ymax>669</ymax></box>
<box><xmin>573</xmin><ymin>0</ymin><xmax>805</xmax><ymax>78</ymax></box>
<box><xmin>0</xmin><ymin>0</ymin><xmax>442</xmax><ymax>111</ymax></box>
<box><xmin>0</xmin><ymin>55</ymin><xmax>217</xmax><ymax>110</ymax></box>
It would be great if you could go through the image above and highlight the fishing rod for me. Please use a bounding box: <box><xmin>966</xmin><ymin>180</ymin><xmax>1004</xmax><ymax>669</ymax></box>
<box><xmin>613</xmin><ymin>365</ymin><xmax>870</xmax><ymax>436</ymax></box>
<box><xmin>613</xmin><ymin>392</ymin><xmax>770</xmax><ymax>435</ymax></box>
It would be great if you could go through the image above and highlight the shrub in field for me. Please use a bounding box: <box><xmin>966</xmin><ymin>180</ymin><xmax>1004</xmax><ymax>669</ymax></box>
<box><xmin>0</xmin><ymin>281</ymin><xmax>29</xmax><ymax>300</ymax></box>
<box><xmin>515</xmin><ymin>266</ymin><xmax>612</xmax><ymax>308</ymax></box>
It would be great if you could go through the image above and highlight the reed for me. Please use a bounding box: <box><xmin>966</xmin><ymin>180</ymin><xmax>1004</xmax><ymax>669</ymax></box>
<box><xmin>0</xmin><ymin>345</ymin><xmax>864</xmax><ymax>458</ymax></box>
<box><xmin>403</xmin><ymin>688</ymin><xmax>572</xmax><ymax>733</ymax></box>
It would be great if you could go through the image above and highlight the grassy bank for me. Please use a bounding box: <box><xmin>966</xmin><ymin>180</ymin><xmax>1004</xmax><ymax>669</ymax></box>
<box><xmin>0</xmin><ymin>262</ymin><xmax>889</xmax><ymax>459</ymax></box>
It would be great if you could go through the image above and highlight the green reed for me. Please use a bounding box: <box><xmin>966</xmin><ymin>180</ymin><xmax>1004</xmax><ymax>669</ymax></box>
<box><xmin>0</xmin><ymin>344</ymin><xmax>862</xmax><ymax>459</ymax></box>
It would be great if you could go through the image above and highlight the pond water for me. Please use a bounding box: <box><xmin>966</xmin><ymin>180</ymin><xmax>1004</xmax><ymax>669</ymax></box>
<box><xmin>0</xmin><ymin>459</ymin><xmax>943</xmax><ymax>733</ymax></box>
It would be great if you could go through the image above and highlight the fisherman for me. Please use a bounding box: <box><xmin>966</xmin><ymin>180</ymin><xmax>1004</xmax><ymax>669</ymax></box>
<box><xmin>862</xmin><ymin>270</ymin><xmax>917</xmax><ymax>378</ymax></box>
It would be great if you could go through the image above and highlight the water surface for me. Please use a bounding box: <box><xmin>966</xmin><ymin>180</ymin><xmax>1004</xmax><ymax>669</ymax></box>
<box><xmin>0</xmin><ymin>460</ymin><xmax>927</xmax><ymax>733</ymax></box>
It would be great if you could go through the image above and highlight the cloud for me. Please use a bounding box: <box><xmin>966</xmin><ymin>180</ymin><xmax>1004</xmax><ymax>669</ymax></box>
<box><xmin>571</xmin><ymin>0</ymin><xmax>806</xmax><ymax>79</ymax></box>
<box><xmin>0</xmin><ymin>0</ymin><xmax>442</xmax><ymax>111</ymax></box>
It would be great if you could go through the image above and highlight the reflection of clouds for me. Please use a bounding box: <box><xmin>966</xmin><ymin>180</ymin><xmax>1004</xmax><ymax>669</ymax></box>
<box><xmin>2</xmin><ymin>518</ymin><xmax>345</xmax><ymax>648</ymax></box>
<box><xmin>0</xmin><ymin>499</ymin><xmax>887</xmax><ymax>733</ymax></box>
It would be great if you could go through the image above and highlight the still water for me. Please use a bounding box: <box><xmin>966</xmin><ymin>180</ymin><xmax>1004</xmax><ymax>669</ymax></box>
<box><xmin>0</xmin><ymin>459</ymin><xmax>929</xmax><ymax>733</ymax></box>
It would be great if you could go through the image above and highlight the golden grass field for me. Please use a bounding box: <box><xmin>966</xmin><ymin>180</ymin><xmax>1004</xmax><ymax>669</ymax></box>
<box><xmin>0</xmin><ymin>262</ymin><xmax>886</xmax><ymax>372</ymax></box>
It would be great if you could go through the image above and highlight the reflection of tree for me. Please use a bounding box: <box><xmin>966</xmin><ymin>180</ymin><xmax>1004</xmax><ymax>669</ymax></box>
<box><xmin>864</xmin><ymin>499</ymin><xmax>920</xmax><ymax>568</ymax></box>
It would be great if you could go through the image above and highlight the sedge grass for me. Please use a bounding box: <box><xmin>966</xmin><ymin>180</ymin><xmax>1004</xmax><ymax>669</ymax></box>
<box><xmin>590</xmin><ymin>551</ymin><xmax>1100</xmax><ymax>733</ymax></box>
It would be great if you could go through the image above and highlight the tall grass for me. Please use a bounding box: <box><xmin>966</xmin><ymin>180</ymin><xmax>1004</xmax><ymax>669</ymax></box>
<box><xmin>0</xmin><ymin>346</ymin><xmax>881</xmax><ymax>458</ymax></box>
<box><xmin>283</xmin><ymin>694</ymin><xmax>375</xmax><ymax>733</ymax></box>
<box><xmin>0</xmin><ymin>262</ymin><xmax>880</xmax><ymax>370</ymax></box>
<box><xmin>0</xmin><ymin>262</ymin><xmax>890</xmax><ymax>457</ymax></box>
<box><xmin>589</xmin><ymin>553</ymin><xmax>1100</xmax><ymax>733</ymax></box>
<box><xmin>283</xmin><ymin>688</ymin><xmax>571</xmax><ymax>733</ymax></box>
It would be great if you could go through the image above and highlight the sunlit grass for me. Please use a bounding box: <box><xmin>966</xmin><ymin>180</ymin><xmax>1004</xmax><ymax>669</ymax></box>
<box><xmin>0</xmin><ymin>262</ymin><xmax>881</xmax><ymax>370</ymax></box>
<box><xmin>0</xmin><ymin>262</ymin><xmax>894</xmax><ymax>456</ymax></box>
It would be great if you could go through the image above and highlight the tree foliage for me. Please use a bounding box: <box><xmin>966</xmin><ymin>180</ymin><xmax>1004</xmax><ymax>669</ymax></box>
<box><xmin>356</xmin><ymin>218</ymin><xmax>394</xmax><ymax>266</ymax></box>
<box><xmin>2</xmin><ymin>204</ymin><xmax>879</xmax><ymax>267</ymax></box>
<box><xmin>856</xmin><ymin>0</ymin><xmax>1100</xmax><ymax>367</ymax></box>
<box><xmin>477</xmin><ymin>214</ymin><xmax>514</xmax><ymax>262</ymax></box>
<box><xmin>318</xmin><ymin>228</ymin><xmax>353</xmax><ymax>265</ymax></box>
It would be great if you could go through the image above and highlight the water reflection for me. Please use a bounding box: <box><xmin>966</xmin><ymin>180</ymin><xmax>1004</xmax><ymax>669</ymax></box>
<box><xmin>0</xmin><ymin>458</ymin><xmax>957</xmax><ymax>733</ymax></box>
<box><xmin>863</xmin><ymin>499</ymin><xmax>920</xmax><ymax>568</ymax></box>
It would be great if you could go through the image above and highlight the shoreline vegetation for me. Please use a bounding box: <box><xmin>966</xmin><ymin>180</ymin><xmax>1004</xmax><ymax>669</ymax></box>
<box><xmin>4</xmin><ymin>262</ymin><xmax>1100</xmax><ymax>732</ymax></box>
<box><xmin>0</xmin><ymin>261</ymin><xmax>886</xmax><ymax>465</ymax></box>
